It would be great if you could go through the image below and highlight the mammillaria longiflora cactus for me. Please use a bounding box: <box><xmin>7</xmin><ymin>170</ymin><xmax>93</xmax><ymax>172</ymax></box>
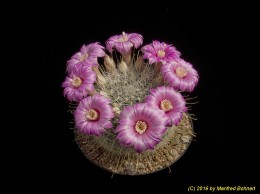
<box><xmin>62</xmin><ymin>32</ymin><xmax>199</xmax><ymax>175</ymax></box>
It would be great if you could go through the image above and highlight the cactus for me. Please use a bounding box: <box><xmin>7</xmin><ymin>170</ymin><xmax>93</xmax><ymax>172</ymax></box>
<box><xmin>62</xmin><ymin>32</ymin><xmax>198</xmax><ymax>175</ymax></box>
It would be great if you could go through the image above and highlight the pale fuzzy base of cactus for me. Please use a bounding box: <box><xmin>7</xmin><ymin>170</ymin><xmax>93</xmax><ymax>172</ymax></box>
<box><xmin>75</xmin><ymin>113</ymin><xmax>194</xmax><ymax>175</ymax></box>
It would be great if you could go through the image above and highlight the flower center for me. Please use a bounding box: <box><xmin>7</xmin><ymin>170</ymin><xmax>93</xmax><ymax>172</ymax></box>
<box><xmin>175</xmin><ymin>67</ymin><xmax>188</xmax><ymax>78</ymax></box>
<box><xmin>160</xmin><ymin>99</ymin><xmax>173</xmax><ymax>112</ymax></box>
<box><xmin>80</xmin><ymin>53</ymin><xmax>88</xmax><ymax>61</ymax></box>
<box><xmin>85</xmin><ymin>109</ymin><xmax>99</xmax><ymax>121</ymax></box>
<box><xmin>118</xmin><ymin>32</ymin><xmax>128</xmax><ymax>42</ymax></box>
<box><xmin>71</xmin><ymin>77</ymin><xmax>82</xmax><ymax>88</ymax></box>
<box><xmin>157</xmin><ymin>50</ymin><xmax>165</xmax><ymax>58</ymax></box>
<box><xmin>135</xmin><ymin>121</ymin><xmax>147</xmax><ymax>134</ymax></box>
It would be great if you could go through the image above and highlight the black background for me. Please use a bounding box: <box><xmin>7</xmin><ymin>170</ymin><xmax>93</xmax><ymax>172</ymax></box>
<box><xmin>36</xmin><ymin>1</ymin><xmax>257</xmax><ymax>192</ymax></box>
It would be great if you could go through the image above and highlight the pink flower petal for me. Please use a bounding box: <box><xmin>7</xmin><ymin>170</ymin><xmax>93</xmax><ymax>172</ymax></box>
<box><xmin>161</xmin><ymin>59</ymin><xmax>199</xmax><ymax>92</ymax></box>
<box><xmin>106</xmin><ymin>32</ymin><xmax>143</xmax><ymax>54</ymax></box>
<box><xmin>74</xmin><ymin>95</ymin><xmax>115</xmax><ymax>136</ymax></box>
<box><xmin>133</xmin><ymin>135</ymin><xmax>147</xmax><ymax>153</ymax></box>
<box><xmin>141</xmin><ymin>133</ymin><xmax>159</xmax><ymax>150</ymax></box>
<box><xmin>116</xmin><ymin>103</ymin><xmax>167</xmax><ymax>153</ymax></box>
<box><xmin>128</xmin><ymin>33</ymin><xmax>143</xmax><ymax>48</ymax></box>
<box><xmin>145</xmin><ymin>86</ymin><xmax>187</xmax><ymax>126</ymax></box>
<box><xmin>152</xmin><ymin>40</ymin><xmax>161</xmax><ymax>52</ymax></box>
<box><xmin>142</xmin><ymin>41</ymin><xmax>181</xmax><ymax>64</ymax></box>
<box><xmin>62</xmin><ymin>66</ymin><xmax>97</xmax><ymax>102</ymax></box>
<box><xmin>117</xmin><ymin>129</ymin><xmax>137</xmax><ymax>146</ymax></box>
<box><xmin>66</xmin><ymin>43</ymin><xmax>105</xmax><ymax>73</ymax></box>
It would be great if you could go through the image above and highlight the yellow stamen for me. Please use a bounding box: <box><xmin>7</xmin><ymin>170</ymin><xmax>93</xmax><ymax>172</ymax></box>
<box><xmin>118</xmin><ymin>31</ymin><xmax>128</xmax><ymax>42</ymax></box>
<box><xmin>135</xmin><ymin>121</ymin><xmax>147</xmax><ymax>134</ymax></box>
<box><xmin>175</xmin><ymin>67</ymin><xmax>188</xmax><ymax>78</ymax></box>
<box><xmin>160</xmin><ymin>99</ymin><xmax>173</xmax><ymax>112</ymax></box>
<box><xmin>71</xmin><ymin>77</ymin><xmax>82</xmax><ymax>88</ymax></box>
<box><xmin>85</xmin><ymin>109</ymin><xmax>99</xmax><ymax>121</ymax></box>
<box><xmin>80</xmin><ymin>53</ymin><xmax>88</xmax><ymax>61</ymax></box>
<box><xmin>157</xmin><ymin>50</ymin><xmax>165</xmax><ymax>58</ymax></box>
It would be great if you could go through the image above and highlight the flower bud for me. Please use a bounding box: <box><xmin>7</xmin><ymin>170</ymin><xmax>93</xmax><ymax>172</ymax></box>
<box><xmin>104</xmin><ymin>54</ymin><xmax>116</xmax><ymax>73</ymax></box>
<box><xmin>134</xmin><ymin>55</ymin><xmax>145</xmax><ymax>72</ymax></box>
<box><xmin>118</xmin><ymin>60</ymin><xmax>128</xmax><ymax>74</ymax></box>
<box><xmin>122</xmin><ymin>51</ymin><xmax>132</xmax><ymax>65</ymax></box>
<box><xmin>92</xmin><ymin>66</ymin><xmax>106</xmax><ymax>87</ymax></box>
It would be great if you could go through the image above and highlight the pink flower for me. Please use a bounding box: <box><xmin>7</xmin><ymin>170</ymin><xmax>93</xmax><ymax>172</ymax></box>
<box><xmin>106</xmin><ymin>32</ymin><xmax>143</xmax><ymax>54</ymax></box>
<box><xmin>141</xmin><ymin>41</ymin><xmax>181</xmax><ymax>64</ymax></box>
<box><xmin>74</xmin><ymin>95</ymin><xmax>115</xmax><ymax>136</ymax></box>
<box><xmin>62</xmin><ymin>66</ymin><xmax>96</xmax><ymax>102</ymax></box>
<box><xmin>67</xmin><ymin>42</ymin><xmax>105</xmax><ymax>73</ymax></box>
<box><xmin>161</xmin><ymin>59</ymin><xmax>199</xmax><ymax>92</ymax></box>
<box><xmin>115</xmin><ymin>103</ymin><xmax>167</xmax><ymax>153</ymax></box>
<box><xmin>145</xmin><ymin>86</ymin><xmax>187</xmax><ymax>126</ymax></box>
